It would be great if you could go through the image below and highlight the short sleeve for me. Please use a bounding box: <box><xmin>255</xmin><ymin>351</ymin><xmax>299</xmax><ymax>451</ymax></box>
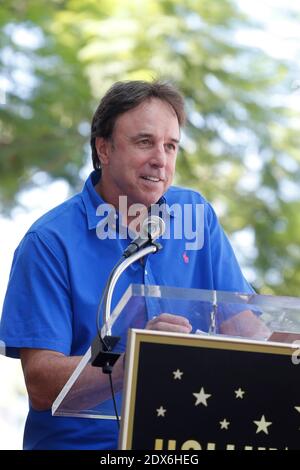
<box><xmin>207</xmin><ymin>203</ymin><xmax>254</xmax><ymax>294</ymax></box>
<box><xmin>0</xmin><ymin>231</ymin><xmax>73</xmax><ymax>357</ymax></box>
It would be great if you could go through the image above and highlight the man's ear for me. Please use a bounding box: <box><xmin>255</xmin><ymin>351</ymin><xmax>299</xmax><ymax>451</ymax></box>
<box><xmin>95</xmin><ymin>137</ymin><xmax>110</xmax><ymax>165</ymax></box>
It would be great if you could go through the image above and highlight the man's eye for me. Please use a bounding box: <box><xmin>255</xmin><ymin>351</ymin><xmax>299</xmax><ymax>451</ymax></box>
<box><xmin>166</xmin><ymin>143</ymin><xmax>176</xmax><ymax>151</ymax></box>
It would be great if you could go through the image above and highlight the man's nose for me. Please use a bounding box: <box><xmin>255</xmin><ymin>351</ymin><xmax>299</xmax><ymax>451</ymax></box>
<box><xmin>149</xmin><ymin>144</ymin><xmax>167</xmax><ymax>167</ymax></box>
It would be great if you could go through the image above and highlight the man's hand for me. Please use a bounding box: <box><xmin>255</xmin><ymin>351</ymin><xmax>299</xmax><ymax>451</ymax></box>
<box><xmin>220</xmin><ymin>309</ymin><xmax>270</xmax><ymax>340</ymax></box>
<box><xmin>146</xmin><ymin>313</ymin><xmax>192</xmax><ymax>334</ymax></box>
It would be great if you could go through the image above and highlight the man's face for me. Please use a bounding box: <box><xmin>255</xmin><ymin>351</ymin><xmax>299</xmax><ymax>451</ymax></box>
<box><xmin>96</xmin><ymin>98</ymin><xmax>180</xmax><ymax>209</ymax></box>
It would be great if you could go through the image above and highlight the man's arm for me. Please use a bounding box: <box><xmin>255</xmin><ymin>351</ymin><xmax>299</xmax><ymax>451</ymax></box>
<box><xmin>20</xmin><ymin>348</ymin><xmax>124</xmax><ymax>411</ymax></box>
<box><xmin>21</xmin><ymin>314</ymin><xmax>191</xmax><ymax>411</ymax></box>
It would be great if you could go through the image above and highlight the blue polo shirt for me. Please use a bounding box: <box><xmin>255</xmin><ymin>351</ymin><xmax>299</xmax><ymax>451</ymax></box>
<box><xmin>0</xmin><ymin>170</ymin><xmax>253</xmax><ymax>449</ymax></box>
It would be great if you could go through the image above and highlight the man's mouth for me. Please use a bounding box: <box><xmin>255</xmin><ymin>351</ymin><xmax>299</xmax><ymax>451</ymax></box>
<box><xmin>141</xmin><ymin>176</ymin><xmax>162</xmax><ymax>182</ymax></box>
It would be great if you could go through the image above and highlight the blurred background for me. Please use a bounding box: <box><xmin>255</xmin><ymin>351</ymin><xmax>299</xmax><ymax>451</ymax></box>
<box><xmin>0</xmin><ymin>0</ymin><xmax>299</xmax><ymax>449</ymax></box>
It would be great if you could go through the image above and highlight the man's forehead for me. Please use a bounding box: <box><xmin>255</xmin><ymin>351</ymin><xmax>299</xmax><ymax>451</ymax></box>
<box><xmin>114</xmin><ymin>101</ymin><xmax>180</xmax><ymax>138</ymax></box>
<box><xmin>117</xmin><ymin>99</ymin><xmax>178</xmax><ymax>122</ymax></box>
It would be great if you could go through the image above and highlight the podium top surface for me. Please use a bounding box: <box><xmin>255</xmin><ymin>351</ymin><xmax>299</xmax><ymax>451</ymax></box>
<box><xmin>51</xmin><ymin>284</ymin><xmax>300</xmax><ymax>420</ymax></box>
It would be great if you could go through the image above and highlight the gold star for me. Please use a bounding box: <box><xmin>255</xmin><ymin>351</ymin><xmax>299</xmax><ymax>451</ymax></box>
<box><xmin>173</xmin><ymin>369</ymin><xmax>183</xmax><ymax>380</ymax></box>
<box><xmin>193</xmin><ymin>387</ymin><xmax>211</xmax><ymax>406</ymax></box>
<box><xmin>220</xmin><ymin>418</ymin><xmax>230</xmax><ymax>430</ymax></box>
<box><xmin>253</xmin><ymin>415</ymin><xmax>272</xmax><ymax>435</ymax></box>
<box><xmin>156</xmin><ymin>406</ymin><xmax>166</xmax><ymax>417</ymax></box>
<box><xmin>235</xmin><ymin>388</ymin><xmax>245</xmax><ymax>399</ymax></box>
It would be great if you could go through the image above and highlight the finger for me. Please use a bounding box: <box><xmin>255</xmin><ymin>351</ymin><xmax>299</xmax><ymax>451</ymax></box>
<box><xmin>146</xmin><ymin>320</ymin><xmax>192</xmax><ymax>334</ymax></box>
<box><xmin>154</xmin><ymin>313</ymin><xmax>191</xmax><ymax>328</ymax></box>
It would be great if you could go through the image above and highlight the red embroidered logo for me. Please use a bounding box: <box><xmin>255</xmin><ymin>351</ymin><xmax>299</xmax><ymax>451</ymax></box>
<box><xmin>182</xmin><ymin>252</ymin><xmax>189</xmax><ymax>264</ymax></box>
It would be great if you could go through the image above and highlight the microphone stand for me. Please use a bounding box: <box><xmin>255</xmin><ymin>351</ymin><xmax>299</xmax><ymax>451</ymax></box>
<box><xmin>91</xmin><ymin>242</ymin><xmax>162</xmax><ymax>373</ymax></box>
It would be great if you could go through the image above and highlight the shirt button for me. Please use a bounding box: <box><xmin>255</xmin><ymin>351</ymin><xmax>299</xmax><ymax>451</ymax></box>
<box><xmin>145</xmin><ymin>270</ymin><xmax>148</xmax><ymax>275</ymax></box>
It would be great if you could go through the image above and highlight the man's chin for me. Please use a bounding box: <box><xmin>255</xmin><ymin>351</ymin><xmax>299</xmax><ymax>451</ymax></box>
<box><xmin>142</xmin><ymin>195</ymin><xmax>164</xmax><ymax>208</ymax></box>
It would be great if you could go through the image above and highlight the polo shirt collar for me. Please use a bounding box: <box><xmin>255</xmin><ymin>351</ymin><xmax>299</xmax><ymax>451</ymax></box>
<box><xmin>81</xmin><ymin>170</ymin><xmax>175</xmax><ymax>231</ymax></box>
<box><xmin>81</xmin><ymin>170</ymin><xmax>111</xmax><ymax>230</ymax></box>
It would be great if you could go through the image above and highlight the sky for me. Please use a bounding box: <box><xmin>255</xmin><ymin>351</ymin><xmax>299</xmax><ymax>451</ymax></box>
<box><xmin>0</xmin><ymin>0</ymin><xmax>300</xmax><ymax>450</ymax></box>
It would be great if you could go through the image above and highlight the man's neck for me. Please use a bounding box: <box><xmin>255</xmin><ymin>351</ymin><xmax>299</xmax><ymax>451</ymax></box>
<box><xmin>94</xmin><ymin>178</ymin><xmax>148</xmax><ymax>227</ymax></box>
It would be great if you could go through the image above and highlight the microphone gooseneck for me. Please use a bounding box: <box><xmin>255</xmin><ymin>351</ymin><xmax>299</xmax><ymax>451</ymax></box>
<box><xmin>92</xmin><ymin>216</ymin><xmax>165</xmax><ymax>374</ymax></box>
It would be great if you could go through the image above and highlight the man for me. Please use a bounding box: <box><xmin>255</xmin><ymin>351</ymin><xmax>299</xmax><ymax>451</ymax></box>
<box><xmin>0</xmin><ymin>80</ymin><xmax>256</xmax><ymax>450</ymax></box>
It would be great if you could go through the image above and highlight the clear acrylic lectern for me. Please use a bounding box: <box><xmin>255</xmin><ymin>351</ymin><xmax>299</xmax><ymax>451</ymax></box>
<box><xmin>52</xmin><ymin>284</ymin><xmax>300</xmax><ymax>420</ymax></box>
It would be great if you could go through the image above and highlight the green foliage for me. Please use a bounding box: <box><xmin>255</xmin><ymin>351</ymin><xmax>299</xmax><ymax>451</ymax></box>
<box><xmin>1</xmin><ymin>0</ymin><xmax>300</xmax><ymax>295</ymax></box>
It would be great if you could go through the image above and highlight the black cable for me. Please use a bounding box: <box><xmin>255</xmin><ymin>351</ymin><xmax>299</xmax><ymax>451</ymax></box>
<box><xmin>108</xmin><ymin>371</ymin><xmax>120</xmax><ymax>429</ymax></box>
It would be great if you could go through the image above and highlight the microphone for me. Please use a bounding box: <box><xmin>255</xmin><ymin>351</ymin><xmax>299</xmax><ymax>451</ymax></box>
<box><xmin>123</xmin><ymin>215</ymin><xmax>166</xmax><ymax>258</ymax></box>
<box><xmin>91</xmin><ymin>216</ymin><xmax>165</xmax><ymax>374</ymax></box>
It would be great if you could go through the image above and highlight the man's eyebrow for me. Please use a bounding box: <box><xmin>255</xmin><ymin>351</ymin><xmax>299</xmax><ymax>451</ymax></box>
<box><xmin>129</xmin><ymin>133</ymin><xmax>180</xmax><ymax>143</ymax></box>
<box><xmin>130</xmin><ymin>132</ymin><xmax>153</xmax><ymax>140</ymax></box>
